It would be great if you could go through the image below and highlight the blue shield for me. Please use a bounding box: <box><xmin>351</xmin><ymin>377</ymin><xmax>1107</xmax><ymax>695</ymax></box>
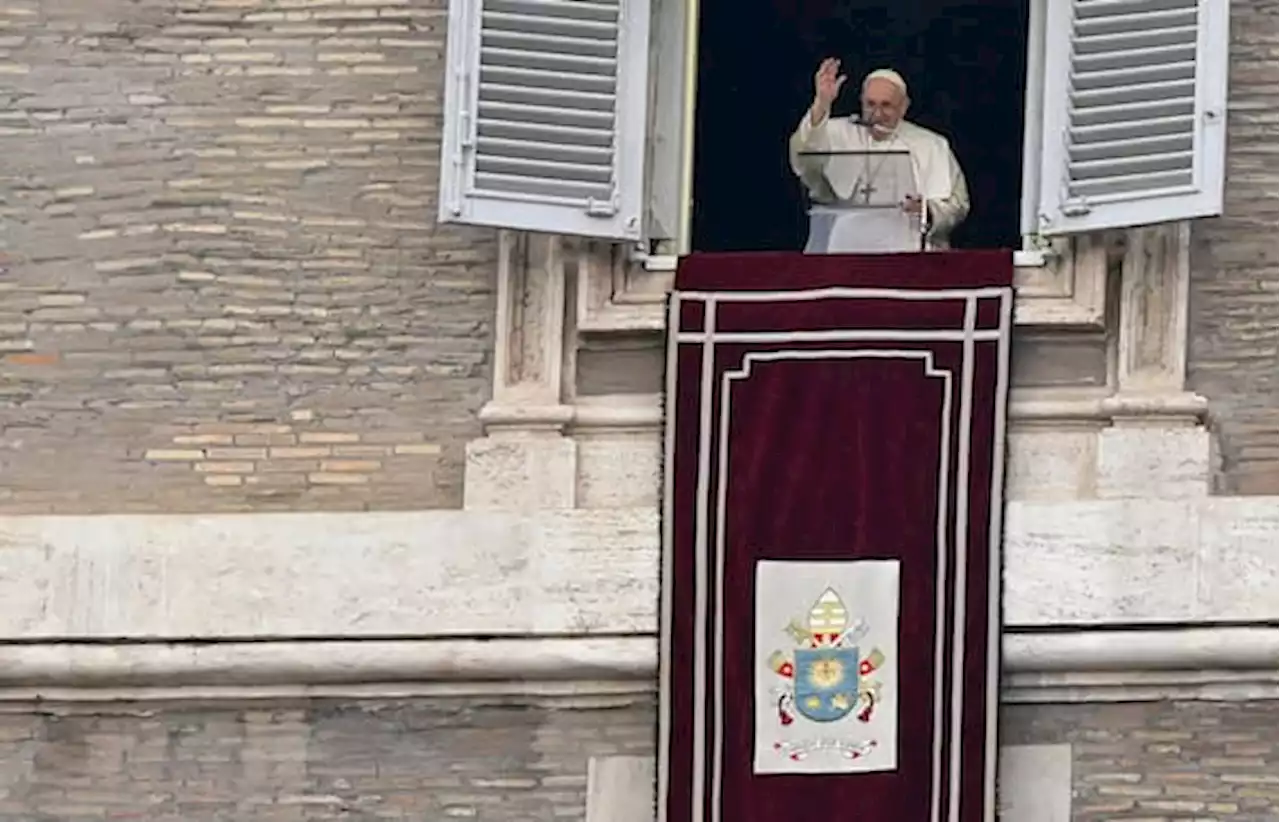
<box><xmin>793</xmin><ymin>646</ymin><xmax>861</xmax><ymax>723</ymax></box>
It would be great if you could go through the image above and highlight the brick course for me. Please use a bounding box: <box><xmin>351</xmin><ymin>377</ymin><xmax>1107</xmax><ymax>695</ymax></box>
<box><xmin>0</xmin><ymin>0</ymin><xmax>496</xmax><ymax>513</ymax></box>
<box><xmin>0</xmin><ymin>697</ymin><xmax>1273</xmax><ymax>821</ymax></box>
<box><xmin>0</xmin><ymin>695</ymin><xmax>658</xmax><ymax>822</ymax></box>
<box><xmin>1188</xmin><ymin>0</ymin><xmax>1279</xmax><ymax>495</ymax></box>
<box><xmin>1004</xmin><ymin>700</ymin><xmax>1280</xmax><ymax>822</ymax></box>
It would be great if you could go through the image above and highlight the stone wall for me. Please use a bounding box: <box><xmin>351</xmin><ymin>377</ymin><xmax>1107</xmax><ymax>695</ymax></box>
<box><xmin>1188</xmin><ymin>0</ymin><xmax>1280</xmax><ymax>496</ymax></box>
<box><xmin>0</xmin><ymin>0</ymin><xmax>495</xmax><ymax>514</ymax></box>
<box><xmin>0</xmin><ymin>696</ymin><xmax>1273</xmax><ymax>821</ymax></box>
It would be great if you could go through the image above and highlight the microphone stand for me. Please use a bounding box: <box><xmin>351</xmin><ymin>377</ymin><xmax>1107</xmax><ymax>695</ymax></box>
<box><xmin>920</xmin><ymin>200</ymin><xmax>928</xmax><ymax>252</ymax></box>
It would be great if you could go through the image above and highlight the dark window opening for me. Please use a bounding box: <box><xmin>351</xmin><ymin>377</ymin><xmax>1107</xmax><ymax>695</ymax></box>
<box><xmin>691</xmin><ymin>0</ymin><xmax>1030</xmax><ymax>252</ymax></box>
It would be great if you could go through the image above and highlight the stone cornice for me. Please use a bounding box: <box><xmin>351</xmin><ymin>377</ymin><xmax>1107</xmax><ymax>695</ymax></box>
<box><xmin>0</xmin><ymin>627</ymin><xmax>1273</xmax><ymax>703</ymax></box>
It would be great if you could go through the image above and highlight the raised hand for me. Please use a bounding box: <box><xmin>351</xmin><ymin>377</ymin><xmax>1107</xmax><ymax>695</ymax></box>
<box><xmin>811</xmin><ymin>58</ymin><xmax>847</xmax><ymax>122</ymax></box>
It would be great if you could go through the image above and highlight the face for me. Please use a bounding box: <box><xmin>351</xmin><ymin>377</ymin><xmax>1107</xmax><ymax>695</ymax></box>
<box><xmin>860</xmin><ymin>77</ymin><xmax>908</xmax><ymax>132</ymax></box>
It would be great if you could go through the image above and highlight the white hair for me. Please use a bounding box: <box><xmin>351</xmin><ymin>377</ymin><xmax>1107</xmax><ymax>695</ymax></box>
<box><xmin>862</xmin><ymin>68</ymin><xmax>908</xmax><ymax>98</ymax></box>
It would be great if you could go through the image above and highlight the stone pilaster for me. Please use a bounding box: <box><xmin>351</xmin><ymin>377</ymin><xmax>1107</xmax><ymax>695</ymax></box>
<box><xmin>1098</xmin><ymin>222</ymin><xmax>1214</xmax><ymax>497</ymax></box>
<box><xmin>464</xmin><ymin>232</ymin><xmax>577</xmax><ymax>510</ymax></box>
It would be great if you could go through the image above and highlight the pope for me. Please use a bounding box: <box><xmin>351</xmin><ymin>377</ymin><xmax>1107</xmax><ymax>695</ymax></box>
<box><xmin>789</xmin><ymin>60</ymin><xmax>971</xmax><ymax>250</ymax></box>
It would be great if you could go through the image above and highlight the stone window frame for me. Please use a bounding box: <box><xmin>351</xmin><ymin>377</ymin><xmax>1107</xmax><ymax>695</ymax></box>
<box><xmin>455</xmin><ymin>0</ymin><xmax>1236</xmax><ymax>508</ymax></box>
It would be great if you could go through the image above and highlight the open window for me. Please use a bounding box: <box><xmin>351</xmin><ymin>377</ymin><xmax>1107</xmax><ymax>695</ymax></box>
<box><xmin>691</xmin><ymin>0</ymin><xmax>1031</xmax><ymax>252</ymax></box>
<box><xmin>438</xmin><ymin>0</ymin><xmax>1230</xmax><ymax>249</ymax></box>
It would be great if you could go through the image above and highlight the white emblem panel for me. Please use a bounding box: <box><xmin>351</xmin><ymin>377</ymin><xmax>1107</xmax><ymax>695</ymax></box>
<box><xmin>753</xmin><ymin>558</ymin><xmax>902</xmax><ymax>775</ymax></box>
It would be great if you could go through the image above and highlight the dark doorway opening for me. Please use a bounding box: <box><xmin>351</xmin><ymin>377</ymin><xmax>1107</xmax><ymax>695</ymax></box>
<box><xmin>690</xmin><ymin>0</ymin><xmax>1029</xmax><ymax>252</ymax></box>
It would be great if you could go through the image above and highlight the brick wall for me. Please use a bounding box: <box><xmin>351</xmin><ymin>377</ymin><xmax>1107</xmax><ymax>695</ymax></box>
<box><xmin>1188</xmin><ymin>0</ymin><xmax>1279</xmax><ymax>496</ymax></box>
<box><xmin>1005</xmin><ymin>700</ymin><xmax>1280</xmax><ymax>821</ymax></box>
<box><xmin>0</xmin><ymin>697</ymin><xmax>1273</xmax><ymax>821</ymax></box>
<box><xmin>0</xmin><ymin>695</ymin><xmax>658</xmax><ymax>821</ymax></box>
<box><xmin>0</xmin><ymin>0</ymin><xmax>496</xmax><ymax>514</ymax></box>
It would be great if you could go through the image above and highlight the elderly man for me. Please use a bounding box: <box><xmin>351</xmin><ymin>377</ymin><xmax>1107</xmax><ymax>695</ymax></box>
<box><xmin>789</xmin><ymin>59</ymin><xmax>970</xmax><ymax>251</ymax></box>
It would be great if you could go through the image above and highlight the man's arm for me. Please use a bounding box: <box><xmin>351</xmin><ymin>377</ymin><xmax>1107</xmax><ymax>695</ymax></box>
<box><xmin>925</xmin><ymin>140</ymin><xmax>970</xmax><ymax>246</ymax></box>
<box><xmin>788</xmin><ymin>109</ymin><xmax>831</xmax><ymax>192</ymax></box>
<box><xmin>790</xmin><ymin>59</ymin><xmax>845</xmax><ymax>198</ymax></box>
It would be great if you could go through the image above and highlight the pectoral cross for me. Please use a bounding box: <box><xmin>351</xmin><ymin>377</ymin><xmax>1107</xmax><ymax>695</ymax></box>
<box><xmin>855</xmin><ymin>179</ymin><xmax>876</xmax><ymax>204</ymax></box>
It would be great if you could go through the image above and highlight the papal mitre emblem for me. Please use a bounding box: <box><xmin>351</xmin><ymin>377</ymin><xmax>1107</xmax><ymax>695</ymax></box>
<box><xmin>808</xmin><ymin>588</ymin><xmax>849</xmax><ymax>643</ymax></box>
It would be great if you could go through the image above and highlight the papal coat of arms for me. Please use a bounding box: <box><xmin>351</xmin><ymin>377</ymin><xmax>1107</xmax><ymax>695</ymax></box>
<box><xmin>764</xmin><ymin>586</ymin><xmax>886</xmax><ymax>762</ymax></box>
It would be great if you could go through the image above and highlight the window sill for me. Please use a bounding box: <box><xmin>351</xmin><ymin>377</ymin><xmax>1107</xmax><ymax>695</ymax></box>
<box><xmin>639</xmin><ymin>249</ymin><xmax>1049</xmax><ymax>272</ymax></box>
<box><xmin>578</xmin><ymin>241</ymin><xmax>1099</xmax><ymax>334</ymax></box>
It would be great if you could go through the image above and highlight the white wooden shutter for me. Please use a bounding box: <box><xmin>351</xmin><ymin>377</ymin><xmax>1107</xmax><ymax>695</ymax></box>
<box><xmin>1035</xmin><ymin>0</ymin><xmax>1230</xmax><ymax>235</ymax></box>
<box><xmin>439</xmin><ymin>0</ymin><xmax>650</xmax><ymax>240</ymax></box>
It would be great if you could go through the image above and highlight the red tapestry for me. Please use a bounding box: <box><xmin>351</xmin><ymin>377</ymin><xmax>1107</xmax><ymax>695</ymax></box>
<box><xmin>658</xmin><ymin>251</ymin><xmax>1014</xmax><ymax>822</ymax></box>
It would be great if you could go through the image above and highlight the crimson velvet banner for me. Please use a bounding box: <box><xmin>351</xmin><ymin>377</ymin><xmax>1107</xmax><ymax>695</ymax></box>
<box><xmin>658</xmin><ymin>251</ymin><xmax>1014</xmax><ymax>822</ymax></box>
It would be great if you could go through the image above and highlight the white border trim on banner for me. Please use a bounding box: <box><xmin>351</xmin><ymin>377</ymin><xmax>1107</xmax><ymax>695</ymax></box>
<box><xmin>658</xmin><ymin>286</ymin><xmax>1013</xmax><ymax>822</ymax></box>
<box><xmin>717</xmin><ymin>350</ymin><xmax>953</xmax><ymax>820</ymax></box>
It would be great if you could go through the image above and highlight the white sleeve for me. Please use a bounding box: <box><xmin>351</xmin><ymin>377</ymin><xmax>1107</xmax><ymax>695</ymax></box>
<box><xmin>792</xmin><ymin>110</ymin><xmax>830</xmax><ymax>149</ymax></box>
<box><xmin>789</xmin><ymin>111</ymin><xmax>833</xmax><ymax>192</ymax></box>
<box><xmin>924</xmin><ymin>139</ymin><xmax>970</xmax><ymax>245</ymax></box>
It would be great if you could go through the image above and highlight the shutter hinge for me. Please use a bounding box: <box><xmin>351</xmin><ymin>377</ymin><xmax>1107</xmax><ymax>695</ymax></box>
<box><xmin>459</xmin><ymin>108</ymin><xmax>473</xmax><ymax>149</ymax></box>
<box><xmin>1060</xmin><ymin>197</ymin><xmax>1091</xmax><ymax>217</ymax></box>
<box><xmin>446</xmin><ymin>105</ymin><xmax>472</xmax><ymax>216</ymax></box>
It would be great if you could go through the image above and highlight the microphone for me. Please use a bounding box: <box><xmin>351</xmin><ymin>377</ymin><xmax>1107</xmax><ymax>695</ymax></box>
<box><xmin>849</xmin><ymin>112</ymin><xmax>890</xmax><ymax>137</ymax></box>
<box><xmin>851</xmin><ymin>114</ymin><xmax>895</xmax><ymax>137</ymax></box>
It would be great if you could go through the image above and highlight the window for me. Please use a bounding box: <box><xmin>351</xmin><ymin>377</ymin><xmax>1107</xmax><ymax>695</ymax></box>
<box><xmin>692</xmin><ymin>0</ymin><xmax>1030</xmax><ymax>251</ymax></box>
<box><xmin>438</xmin><ymin>0</ymin><xmax>1230</xmax><ymax>250</ymax></box>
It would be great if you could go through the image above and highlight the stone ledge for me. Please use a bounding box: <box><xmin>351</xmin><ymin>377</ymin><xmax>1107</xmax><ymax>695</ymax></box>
<box><xmin>0</xmin><ymin>499</ymin><xmax>1274</xmax><ymax>639</ymax></box>
<box><xmin>0</xmin><ymin>628</ymin><xmax>1273</xmax><ymax>704</ymax></box>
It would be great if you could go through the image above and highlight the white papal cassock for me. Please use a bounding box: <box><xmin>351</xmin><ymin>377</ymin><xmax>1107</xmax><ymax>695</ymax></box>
<box><xmin>789</xmin><ymin>113</ymin><xmax>970</xmax><ymax>251</ymax></box>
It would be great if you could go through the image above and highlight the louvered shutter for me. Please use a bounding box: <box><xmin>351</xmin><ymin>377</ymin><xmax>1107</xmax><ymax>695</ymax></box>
<box><xmin>439</xmin><ymin>0</ymin><xmax>650</xmax><ymax>240</ymax></box>
<box><xmin>1035</xmin><ymin>0</ymin><xmax>1230</xmax><ymax>235</ymax></box>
